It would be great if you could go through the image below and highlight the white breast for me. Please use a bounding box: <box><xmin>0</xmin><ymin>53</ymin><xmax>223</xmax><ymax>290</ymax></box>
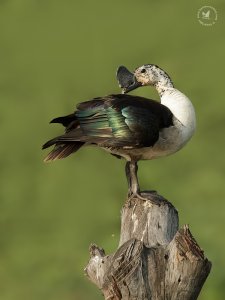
<box><xmin>129</xmin><ymin>88</ymin><xmax>196</xmax><ymax>160</ymax></box>
<box><xmin>161</xmin><ymin>89</ymin><xmax>196</xmax><ymax>133</ymax></box>
<box><xmin>147</xmin><ymin>88</ymin><xmax>196</xmax><ymax>159</ymax></box>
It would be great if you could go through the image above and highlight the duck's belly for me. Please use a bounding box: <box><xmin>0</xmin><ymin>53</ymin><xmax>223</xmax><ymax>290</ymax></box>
<box><xmin>104</xmin><ymin>122</ymin><xmax>193</xmax><ymax>161</ymax></box>
<box><xmin>133</xmin><ymin>126</ymin><xmax>183</xmax><ymax>160</ymax></box>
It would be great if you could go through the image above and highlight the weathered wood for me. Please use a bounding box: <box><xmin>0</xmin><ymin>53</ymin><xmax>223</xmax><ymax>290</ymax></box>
<box><xmin>119</xmin><ymin>192</ymin><xmax>178</xmax><ymax>247</ymax></box>
<box><xmin>85</xmin><ymin>192</ymin><xmax>211</xmax><ymax>299</ymax></box>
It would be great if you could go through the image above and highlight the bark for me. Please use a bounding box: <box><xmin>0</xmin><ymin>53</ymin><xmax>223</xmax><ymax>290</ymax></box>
<box><xmin>85</xmin><ymin>192</ymin><xmax>211</xmax><ymax>300</ymax></box>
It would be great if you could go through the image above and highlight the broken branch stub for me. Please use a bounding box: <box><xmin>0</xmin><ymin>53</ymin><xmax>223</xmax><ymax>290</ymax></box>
<box><xmin>85</xmin><ymin>192</ymin><xmax>211</xmax><ymax>300</ymax></box>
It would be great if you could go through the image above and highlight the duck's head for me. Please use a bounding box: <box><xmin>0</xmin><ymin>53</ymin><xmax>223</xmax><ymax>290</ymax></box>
<box><xmin>117</xmin><ymin>64</ymin><xmax>173</xmax><ymax>94</ymax></box>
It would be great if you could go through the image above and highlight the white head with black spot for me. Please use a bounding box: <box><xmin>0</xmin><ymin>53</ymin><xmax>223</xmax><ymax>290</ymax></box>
<box><xmin>134</xmin><ymin>64</ymin><xmax>174</xmax><ymax>94</ymax></box>
<box><xmin>117</xmin><ymin>64</ymin><xmax>174</xmax><ymax>96</ymax></box>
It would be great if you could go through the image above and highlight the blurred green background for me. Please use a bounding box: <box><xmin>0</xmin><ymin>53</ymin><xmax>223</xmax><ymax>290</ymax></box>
<box><xmin>0</xmin><ymin>0</ymin><xmax>224</xmax><ymax>299</ymax></box>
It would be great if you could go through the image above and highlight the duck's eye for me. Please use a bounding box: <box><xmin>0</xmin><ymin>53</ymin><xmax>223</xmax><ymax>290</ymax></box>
<box><xmin>141</xmin><ymin>68</ymin><xmax>146</xmax><ymax>73</ymax></box>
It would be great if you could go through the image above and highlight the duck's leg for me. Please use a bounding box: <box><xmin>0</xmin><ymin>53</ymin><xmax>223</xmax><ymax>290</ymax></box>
<box><xmin>125</xmin><ymin>161</ymin><xmax>140</xmax><ymax>197</ymax></box>
<box><xmin>125</xmin><ymin>161</ymin><xmax>153</xmax><ymax>201</ymax></box>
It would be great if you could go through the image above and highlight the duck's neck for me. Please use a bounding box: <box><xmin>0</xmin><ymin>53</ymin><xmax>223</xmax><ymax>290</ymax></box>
<box><xmin>160</xmin><ymin>84</ymin><xmax>196</xmax><ymax>132</ymax></box>
<box><xmin>152</xmin><ymin>69</ymin><xmax>196</xmax><ymax>133</ymax></box>
<box><xmin>154</xmin><ymin>74</ymin><xmax>174</xmax><ymax>97</ymax></box>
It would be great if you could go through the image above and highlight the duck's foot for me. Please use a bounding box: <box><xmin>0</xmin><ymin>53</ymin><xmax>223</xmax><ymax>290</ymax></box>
<box><xmin>127</xmin><ymin>190</ymin><xmax>158</xmax><ymax>202</ymax></box>
<box><xmin>127</xmin><ymin>191</ymin><xmax>149</xmax><ymax>202</ymax></box>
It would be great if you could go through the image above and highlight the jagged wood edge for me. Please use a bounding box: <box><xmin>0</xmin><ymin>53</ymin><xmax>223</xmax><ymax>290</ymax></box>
<box><xmin>84</xmin><ymin>193</ymin><xmax>211</xmax><ymax>300</ymax></box>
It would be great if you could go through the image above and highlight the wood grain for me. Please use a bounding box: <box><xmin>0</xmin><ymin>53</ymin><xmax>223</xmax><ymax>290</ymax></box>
<box><xmin>85</xmin><ymin>192</ymin><xmax>211</xmax><ymax>300</ymax></box>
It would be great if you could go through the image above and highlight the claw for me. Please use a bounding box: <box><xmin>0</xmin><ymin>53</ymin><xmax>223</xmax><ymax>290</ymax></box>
<box><xmin>127</xmin><ymin>192</ymin><xmax>149</xmax><ymax>202</ymax></box>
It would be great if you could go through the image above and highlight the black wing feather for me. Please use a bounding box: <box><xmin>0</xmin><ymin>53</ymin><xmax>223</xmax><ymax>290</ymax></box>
<box><xmin>42</xmin><ymin>94</ymin><xmax>173</xmax><ymax>161</ymax></box>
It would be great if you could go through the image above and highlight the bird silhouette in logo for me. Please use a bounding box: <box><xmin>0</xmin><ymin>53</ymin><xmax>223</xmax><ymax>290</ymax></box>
<box><xmin>202</xmin><ymin>10</ymin><xmax>210</xmax><ymax>19</ymax></box>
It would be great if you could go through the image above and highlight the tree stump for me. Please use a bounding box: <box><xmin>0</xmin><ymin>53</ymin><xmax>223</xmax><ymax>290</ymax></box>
<box><xmin>84</xmin><ymin>192</ymin><xmax>211</xmax><ymax>300</ymax></box>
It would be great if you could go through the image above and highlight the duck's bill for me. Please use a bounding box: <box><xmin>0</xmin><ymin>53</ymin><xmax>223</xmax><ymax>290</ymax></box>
<box><xmin>116</xmin><ymin>66</ymin><xmax>142</xmax><ymax>94</ymax></box>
